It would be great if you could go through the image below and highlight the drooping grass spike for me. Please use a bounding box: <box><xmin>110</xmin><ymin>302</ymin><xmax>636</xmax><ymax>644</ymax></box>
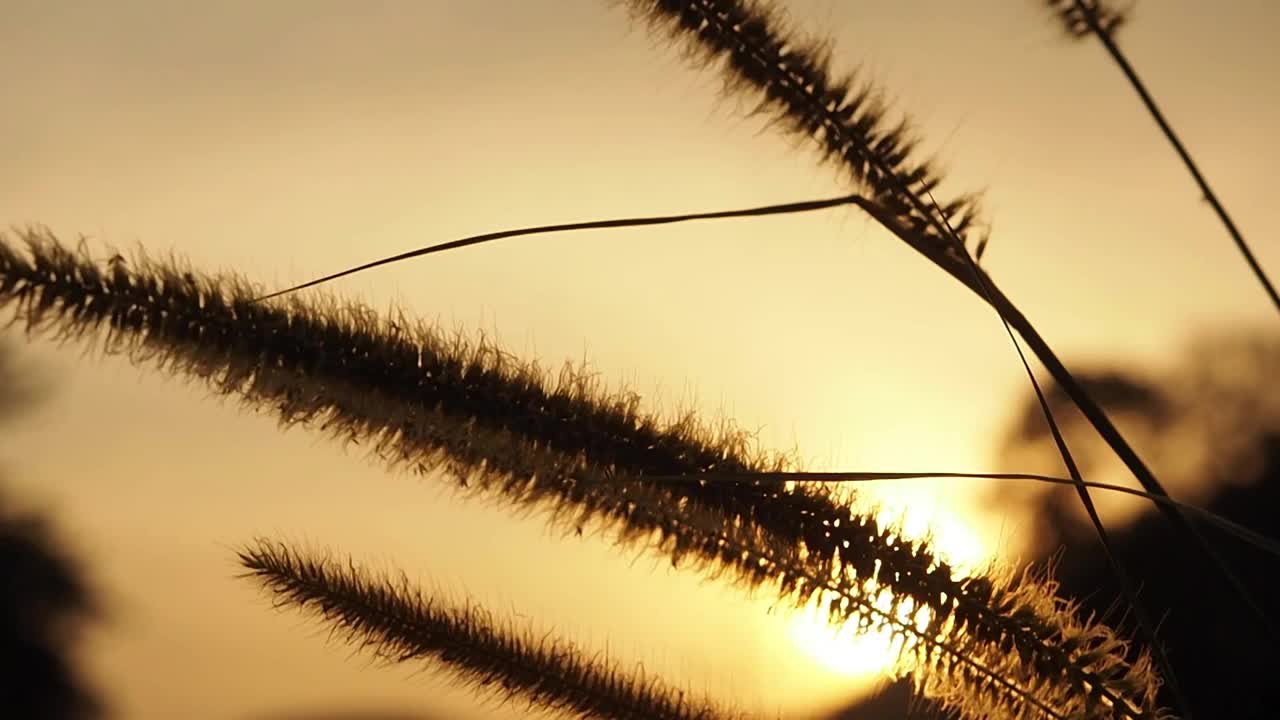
<box><xmin>239</xmin><ymin>539</ymin><xmax>745</xmax><ymax>720</ymax></box>
<box><xmin>0</xmin><ymin>230</ymin><xmax>1165</xmax><ymax>719</ymax></box>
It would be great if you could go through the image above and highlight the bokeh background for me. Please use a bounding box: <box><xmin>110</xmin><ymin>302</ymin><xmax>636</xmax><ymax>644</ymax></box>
<box><xmin>2</xmin><ymin>1</ymin><xmax>1277</xmax><ymax>718</ymax></box>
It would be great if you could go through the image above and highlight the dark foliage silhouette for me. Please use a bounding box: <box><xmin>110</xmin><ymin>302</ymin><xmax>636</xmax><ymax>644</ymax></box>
<box><xmin>0</xmin><ymin>344</ymin><xmax>103</xmax><ymax>720</ymax></box>
<box><xmin>1001</xmin><ymin>334</ymin><xmax>1280</xmax><ymax>718</ymax></box>
<box><xmin>1032</xmin><ymin>437</ymin><xmax>1279</xmax><ymax>718</ymax></box>
<box><xmin>832</xmin><ymin>332</ymin><xmax>1280</xmax><ymax>719</ymax></box>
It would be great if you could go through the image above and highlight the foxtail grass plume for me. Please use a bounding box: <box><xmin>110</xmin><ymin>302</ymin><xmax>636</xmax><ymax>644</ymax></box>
<box><xmin>0</xmin><ymin>230</ymin><xmax>1165</xmax><ymax>719</ymax></box>
<box><xmin>617</xmin><ymin>6</ymin><xmax>1275</xmax><ymax>714</ymax></box>
<box><xmin>1045</xmin><ymin>0</ymin><xmax>1127</xmax><ymax>38</ymax></box>
<box><xmin>619</xmin><ymin>0</ymin><xmax>985</xmax><ymax>261</ymax></box>
<box><xmin>238</xmin><ymin>539</ymin><xmax>743</xmax><ymax>720</ymax></box>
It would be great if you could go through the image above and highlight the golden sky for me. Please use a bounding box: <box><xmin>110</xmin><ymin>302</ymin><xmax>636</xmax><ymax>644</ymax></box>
<box><xmin>2</xmin><ymin>1</ymin><xmax>1277</xmax><ymax>718</ymax></box>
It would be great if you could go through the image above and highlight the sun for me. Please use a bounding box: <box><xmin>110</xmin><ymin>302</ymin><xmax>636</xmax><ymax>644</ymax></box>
<box><xmin>785</xmin><ymin>493</ymin><xmax>994</xmax><ymax>679</ymax></box>
<box><xmin>787</xmin><ymin>604</ymin><xmax>899</xmax><ymax>678</ymax></box>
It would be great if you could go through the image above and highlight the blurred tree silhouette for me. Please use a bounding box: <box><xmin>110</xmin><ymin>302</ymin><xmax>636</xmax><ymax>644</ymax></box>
<box><xmin>993</xmin><ymin>331</ymin><xmax>1279</xmax><ymax>718</ymax></box>
<box><xmin>0</xmin><ymin>343</ymin><xmax>103</xmax><ymax>720</ymax></box>
<box><xmin>831</xmin><ymin>329</ymin><xmax>1280</xmax><ymax>719</ymax></box>
<box><xmin>997</xmin><ymin>331</ymin><xmax>1280</xmax><ymax>548</ymax></box>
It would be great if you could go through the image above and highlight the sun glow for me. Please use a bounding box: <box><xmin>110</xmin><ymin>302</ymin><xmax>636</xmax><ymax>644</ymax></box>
<box><xmin>787</xmin><ymin>604</ymin><xmax>899</xmax><ymax>678</ymax></box>
<box><xmin>786</xmin><ymin>491</ymin><xmax>996</xmax><ymax>679</ymax></box>
<box><xmin>880</xmin><ymin>501</ymin><xmax>990</xmax><ymax>577</ymax></box>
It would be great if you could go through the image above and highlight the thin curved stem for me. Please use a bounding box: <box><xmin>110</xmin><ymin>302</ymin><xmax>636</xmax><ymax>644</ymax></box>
<box><xmin>861</xmin><ymin>197</ymin><xmax>1278</xmax><ymax>644</ymax></box>
<box><xmin>922</xmin><ymin>188</ymin><xmax>1191</xmax><ymax>716</ymax></box>
<box><xmin>1070</xmin><ymin>0</ymin><xmax>1280</xmax><ymax>314</ymax></box>
<box><xmin>252</xmin><ymin>192</ymin><xmax>864</xmax><ymax>302</ymax></box>
<box><xmin>638</xmin><ymin>470</ymin><xmax>1280</xmax><ymax>560</ymax></box>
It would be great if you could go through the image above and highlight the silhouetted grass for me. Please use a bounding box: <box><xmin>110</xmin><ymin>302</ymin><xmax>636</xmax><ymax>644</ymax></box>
<box><xmin>0</xmin><ymin>230</ymin><xmax>1165</xmax><ymax>718</ymax></box>
<box><xmin>7</xmin><ymin>2</ymin><xmax>1274</xmax><ymax>719</ymax></box>
<box><xmin>239</xmin><ymin>539</ymin><xmax>742</xmax><ymax>720</ymax></box>
<box><xmin>1044</xmin><ymin>0</ymin><xmax>1280</xmax><ymax>313</ymax></box>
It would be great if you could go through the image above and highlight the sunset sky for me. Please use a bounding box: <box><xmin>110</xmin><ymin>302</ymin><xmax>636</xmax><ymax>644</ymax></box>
<box><xmin>3</xmin><ymin>1</ymin><xmax>1278</xmax><ymax>718</ymax></box>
